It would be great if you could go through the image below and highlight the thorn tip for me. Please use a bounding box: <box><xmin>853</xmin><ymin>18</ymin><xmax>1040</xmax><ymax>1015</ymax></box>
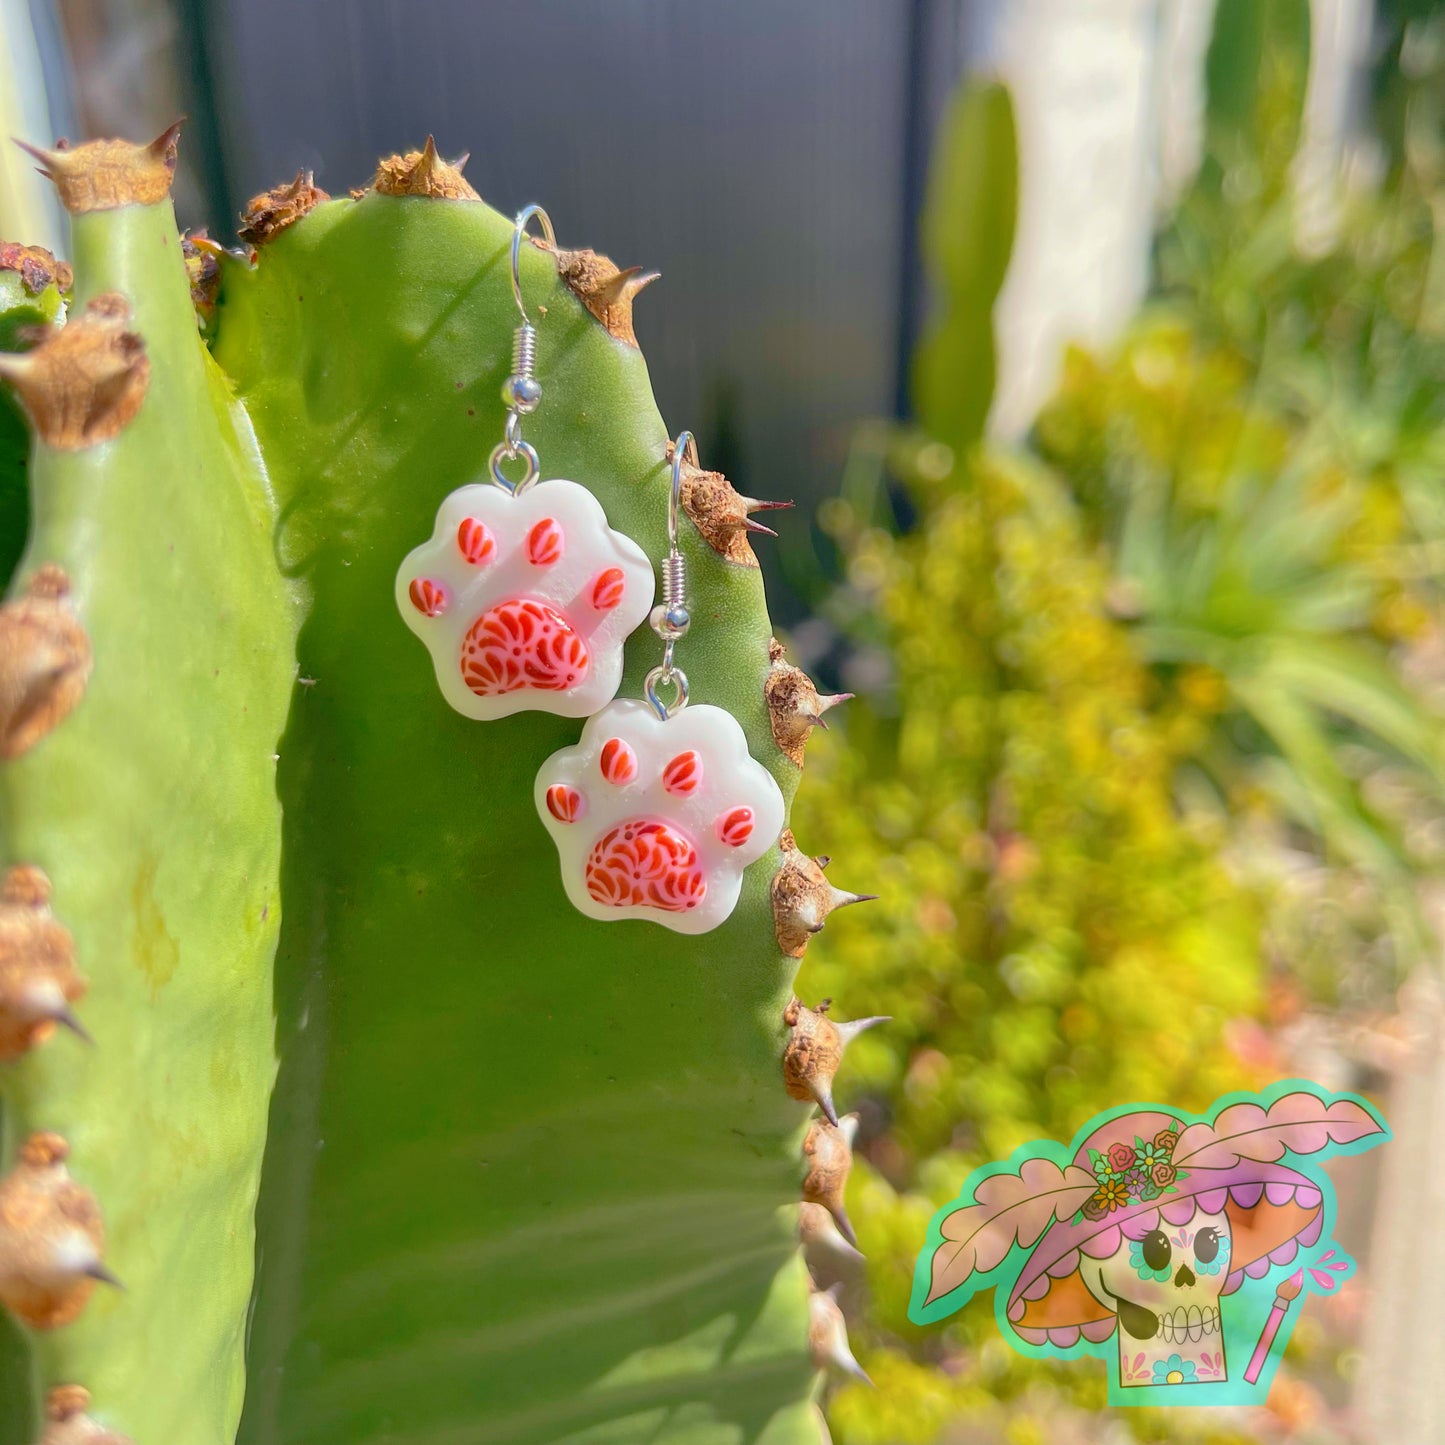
<box><xmin>54</xmin><ymin>1006</ymin><xmax>93</xmax><ymax>1045</ymax></box>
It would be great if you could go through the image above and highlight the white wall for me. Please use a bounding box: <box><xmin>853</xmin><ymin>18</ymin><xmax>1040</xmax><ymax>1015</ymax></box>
<box><xmin>965</xmin><ymin>0</ymin><xmax>1372</xmax><ymax>438</ymax></box>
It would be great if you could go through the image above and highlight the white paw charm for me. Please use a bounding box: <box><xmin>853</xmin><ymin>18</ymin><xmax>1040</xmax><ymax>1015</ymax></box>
<box><xmin>535</xmin><ymin>698</ymin><xmax>786</xmax><ymax>934</ymax></box>
<box><xmin>396</xmin><ymin>480</ymin><xmax>654</xmax><ymax>720</ymax></box>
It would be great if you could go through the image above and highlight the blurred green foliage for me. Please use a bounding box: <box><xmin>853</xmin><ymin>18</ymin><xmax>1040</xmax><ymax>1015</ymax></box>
<box><xmin>798</xmin><ymin>1</ymin><xmax>1445</xmax><ymax>1438</ymax></box>
<box><xmin>1048</xmin><ymin>0</ymin><xmax>1445</xmax><ymax>983</ymax></box>
<box><xmin>912</xmin><ymin>79</ymin><xmax>1017</xmax><ymax>459</ymax></box>
<box><xmin>797</xmin><ymin>447</ymin><xmax>1266</xmax><ymax>1444</ymax></box>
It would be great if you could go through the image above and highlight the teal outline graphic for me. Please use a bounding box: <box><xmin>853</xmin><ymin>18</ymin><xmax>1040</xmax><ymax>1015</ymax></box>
<box><xmin>909</xmin><ymin>1079</ymin><xmax>1389</xmax><ymax>1406</ymax></box>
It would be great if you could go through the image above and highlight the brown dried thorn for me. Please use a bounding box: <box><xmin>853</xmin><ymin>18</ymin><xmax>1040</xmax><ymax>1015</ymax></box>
<box><xmin>0</xmin><ymin>565</ymin><xmax>92</xmax><ymax>759</ymax></box>
<box><xmin>0</xmin><ymin>863</ymin><xmax>88</xmax><ymax>1060</ymax></box>
<box><xmin>799</xmin><ymin>1200</ymin><xmax>866</xmax><ymax>1274</ymax></box>
<box><xmin>0</xmin><ymin>293</ymin><xmax>148</xmax><ymax>448</ymax></box>
<box><xmin>808</xmin><ymin>1283</ymin><xmax>872</xmax><ymax>1385</ymax></box>
<box><xmin>15</xmin><ymin>121</ymin><xmax>181</xmax><ymax>213</ymax></box>
<box><xmin>765</xmin><ymin>638</ymin><xmax>853</xmax><ymax>765</ymax></box>
<box><xmin>237</xmin><ymin>169</ymin><xmax>329</xmax><ymax>246</ymax></box>
<box><xmin>41</xmin><ymin>1386</ymin><xmax>136</xmax><ymax>1445</ymax></box>
<box><xmin>783</xmin><ymin>998</ymin><xmax>888</xmax><ymax>1125</ymax></box>
<box><xmin>181</xmin><ymin>231</ymin><xmax>222</xmax><ymax>319</ymax></box>
<box><xmin>771</xmin><ymin>829</ymin><xmax>876</xmax><ymax>958</ymax></box>
<box><xmin>371</xmin><ymin>136</ymin><xmax>479</xmax><ymax>200</ymax></box>
<box><xmin>801</xmin><ymin>1113</ymin><xmax>860</xmax><ymax>1247</ymax></box>
<box><xmin>0</xmin><ymin>1132</ymin><xmax>113</xmax><ymax>1330</ymax></box>
<box><xmin>672</xmin><ymin>452</ymin><xmax>789</xmax><ymax>568</ymax></box>
<box><xmin>554</xmin><ymin>248</ymin><xmax>659</xmax><ymax>347</ymax></box>
<box><xmin>0</xmin><ymin>242</ymin><xmax>73</xmax><ymax>296</ymax></box>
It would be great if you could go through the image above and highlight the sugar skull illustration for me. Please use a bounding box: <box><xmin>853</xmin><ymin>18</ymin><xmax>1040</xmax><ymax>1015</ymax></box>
<box><xmin>1076</xmin><ymin>1200</ymin><xmax>1233</xmax><ymax>1386</ymax></box>
<box><xmin>910</xmin><ymin>1082</ymin><xmax>1389</xmax><ymax>1405</ymax></box>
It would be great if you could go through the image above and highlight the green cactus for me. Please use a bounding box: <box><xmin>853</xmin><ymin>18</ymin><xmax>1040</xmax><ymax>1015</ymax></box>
<box><xmin>0</xmin><ymin>131</ymin><xmax>873</xmax><ymax>1445</ymax></box>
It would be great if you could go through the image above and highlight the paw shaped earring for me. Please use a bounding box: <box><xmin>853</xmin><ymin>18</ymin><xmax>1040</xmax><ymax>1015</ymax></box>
<box><xmin>396</xmin><ymin>206</ymin><xmax>654</xmax><ymax>719</ymax></box>
<box><xmin>536</xmin><ymin>433</ymin><xmax>785</xmax><ymax>935</ymax></box>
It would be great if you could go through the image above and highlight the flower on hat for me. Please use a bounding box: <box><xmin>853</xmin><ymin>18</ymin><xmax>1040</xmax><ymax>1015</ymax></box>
<box><xmin>1122</xmin><ymin>1167</ymin><xmax>1150</xmax><ymax>1198</ymax></box>
<box><xmin>1092</xmin><ymin>1176</ymin><xmax>1129</xmax><ymax>1213</ymax></box>
<box><xmin>1135</xmin><ymin>1138</ymin><xmax>1170</xmax><ymax>1170</ymax></box>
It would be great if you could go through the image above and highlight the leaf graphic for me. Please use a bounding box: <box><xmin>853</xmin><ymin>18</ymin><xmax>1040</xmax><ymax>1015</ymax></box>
<box><xmin>1174</xmin><ymin>1091</ymin><xmax>1385</xmax><ymax>1169</ymax></box>
<box><xmin>925</xmin><ymin>1157</ymin><xmax>1097</xmax><ymax>1305</ymax></box>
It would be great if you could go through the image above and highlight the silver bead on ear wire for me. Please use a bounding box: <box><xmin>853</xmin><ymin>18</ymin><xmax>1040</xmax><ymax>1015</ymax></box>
<box><xmin>489</xmin><ymin>204</ymin><xmax>555</xmax><ymax>495</ymax></box>
<box><xmin>502</xmin><ymin>320</ymin><xmax>541</xmax><ymax>414</ymax></box>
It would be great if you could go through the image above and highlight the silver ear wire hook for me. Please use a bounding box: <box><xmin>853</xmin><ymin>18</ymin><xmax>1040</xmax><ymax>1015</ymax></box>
<box><xmin>665</xmin><ymin>431</ymin><xmax>698</xmax><ymax>554</ymax></box>
<box><xmin>510</xmin><ymin>204</ymin><xmax>556</xmax><ymax>326</ymax></box>
<box><xmin>490</xmin><ymin>205</ymin><xmax>557</xmax><ymax>496</ymax></box>
<box><xmin>645</xmin><ymin>432</ymin><xmax>695</xmax><ymax>719</ymax></box>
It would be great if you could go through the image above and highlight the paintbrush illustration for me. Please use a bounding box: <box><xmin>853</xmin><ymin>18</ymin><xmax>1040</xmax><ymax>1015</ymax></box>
<box><xmin>1244</xmin><ymin>1269</ymin><xmax>1305</xmax><ymax>1384</ymax></box>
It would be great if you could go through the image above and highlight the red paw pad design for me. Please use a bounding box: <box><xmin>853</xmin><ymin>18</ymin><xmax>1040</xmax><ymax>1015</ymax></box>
<box><xmin>585</xmin><ymin>820</ymin><xmax>707</xmax><ymax>912</ymax></box>
<box><xmin>545</xmin><ymin>784</ymin><xmax>584</xmax><ymax>822</ymax></box>
<box><xmin>600</xmin><ymin>737</ymin><xmax>637</xmax><ymax>785</ymax></box>
<box><xmin>461</xmin><ymin>599</ymin><xmax>590</xmax><ymax>696</ymax></box>
<box><xmin>527</xmin><ymin>518</ymin><xmax>565</xmax><ymax>566</ymax></box>
<box><xmin>409</xmin><ymin>577</ymin><xmax>448</xmax><ymax>617</ymax></box>
<box><xmin>663</xmin><ymin>751</ymin><xmax>702</xmax><ymax>796</ymax></box>
<box><xmin>717</xmin><ymin>806</ymin><xmax>754</xmax><ymax>847</ymax></box>
<box><xmin>456</xmin><ymin>516</ymin><xmax>496</xmax><ymax>565</ymax></box>
<box><xmin>591</xmin><ymin>568</ymin><xmax>626</xmax><ymax>611</ymax></box>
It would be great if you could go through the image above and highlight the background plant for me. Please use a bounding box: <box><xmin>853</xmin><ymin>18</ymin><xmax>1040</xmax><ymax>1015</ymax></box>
<box><xmin>793</xmin><ymin>3</ymin><xmax>1445</xmax><ymax>1440</ymax></box>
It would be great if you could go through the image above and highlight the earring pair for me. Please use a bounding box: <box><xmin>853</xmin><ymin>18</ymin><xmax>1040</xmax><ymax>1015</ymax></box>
<box><xmin>395</xmin><ymin>206</ymin><xmax>784</xmax><ymax>936</ymax></box>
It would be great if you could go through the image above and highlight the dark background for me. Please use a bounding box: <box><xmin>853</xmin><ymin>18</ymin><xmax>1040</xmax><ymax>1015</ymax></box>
<box><xmin>150</xmin><ymin>0</ymin><xmax>968</xmax><ymax>622</ymax></box>
<box><xmin>191</xmin><ymin>2</ymin><xmax>966</xmax><ymax>506</ymax></box>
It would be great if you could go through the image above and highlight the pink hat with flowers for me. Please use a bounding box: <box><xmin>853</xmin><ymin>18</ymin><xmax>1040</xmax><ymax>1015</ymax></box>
<box><xmin>915</xmin><ymin>1088</ymin><xmax>1386</xmax><ymax>1347</ymax></box>
<box><xmin>1004</xmin><ymin>1109</ymin><xmax>1326</xmax><ymax>1347</ymax></box>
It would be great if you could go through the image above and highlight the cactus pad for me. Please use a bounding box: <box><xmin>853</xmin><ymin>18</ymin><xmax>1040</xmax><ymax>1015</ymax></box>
<box><xmin>0</xmin><ymin>134</ymin><xmax>873</xmax><ymax>1445</ymax></box>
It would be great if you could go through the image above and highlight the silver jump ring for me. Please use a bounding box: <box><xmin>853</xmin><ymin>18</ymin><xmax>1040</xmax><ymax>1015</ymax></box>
<box><xmin>644</xmin><ymin>665</ymin><xmax>689</xmax><ymax>720</ymax></box>
<box><xmin>511</xmin><ymin>204</ymin><xmax>557</xmax><ymax>326</ymax></box>
<box><xmin>489</xmin><ymin>439</ymin><xmax>540</xmax><ymax>495</ymax></box>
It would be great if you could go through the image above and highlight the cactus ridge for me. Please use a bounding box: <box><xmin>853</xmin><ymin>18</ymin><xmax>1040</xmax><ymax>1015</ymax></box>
<box><xmin>0</xmin><ymin>171</ymin><xmax>297</xmax><ymax>1444</ymax></box>
<box><xmin>0</xmin><ymin>130</ymin><xmax>878</xmax><ymax>1445</ymax></box>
